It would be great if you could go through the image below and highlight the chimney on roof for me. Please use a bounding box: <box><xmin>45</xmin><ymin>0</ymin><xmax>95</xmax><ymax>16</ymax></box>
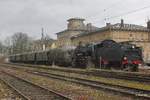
<box><xmin>120</xmin><ymin>19</ymin><xmax>124</xmax><ymax>27</ymax></box>
<box><xmin>87</xmin><ymin>23</ymin><xmax>92</xmax><ymax>28</ymax></box>
<box><xmin>106</xmin><ymin>23</ymin><xmax>111</xmax><ymax>27</ymax></box>
<box><xmin>147</xmin><ymin>20</ymin><xmax>150</xmax><ymax>29</ymax></box>
<box><xmin>87</xmin><ymin>23</ymin><xmax>92</xmax><ymax>31</ymax></box>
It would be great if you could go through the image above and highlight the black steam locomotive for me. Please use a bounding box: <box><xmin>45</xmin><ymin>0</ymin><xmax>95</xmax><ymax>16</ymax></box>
<box><xmin>72</xmin><ymin>40</ymin><xmax>143</xmax><ymax>71</ymax></box>
<box><xmin>9</xmin><ymin>40</ymin><xmax>143</xmax><ymax>71</ymax></box>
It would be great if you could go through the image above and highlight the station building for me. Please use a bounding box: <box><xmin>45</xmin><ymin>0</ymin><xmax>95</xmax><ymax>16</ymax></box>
<box><xmin>71</xmin><ymin>19</ymin><xmax>150</xmax><ymax>63</ymax></box>
<box><xmin>55</xmin><ymin>18</ymin><xmax>150</xmax><ymax>63</ymax></box>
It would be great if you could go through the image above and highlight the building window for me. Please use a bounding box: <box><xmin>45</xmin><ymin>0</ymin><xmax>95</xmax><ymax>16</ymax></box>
<box><xmin>129</xmin><ymin>33</ymin><xmax>133</xmax><ymax>41</ymax></box>
<box><xmin>129</xmin><ymin>33</ymin><xmax>133</xmax><ymax>37</ymax></box>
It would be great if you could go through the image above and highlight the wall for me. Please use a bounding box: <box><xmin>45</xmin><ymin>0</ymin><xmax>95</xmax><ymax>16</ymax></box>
<box><xmin>130</xmin><ymin>41</ymin><xmax>150</xmax><ymax>63</ymax></box>
<box><xmin>56</xmin><ymin>30</ymin><xmax>84</xmax><ymax>48</ymax></box>
<box><xmin>72</xmin><ymin>31</ymin><xmax>111</xmax><ymax>46</ymax></box>
<box><xmin>112</xmin><ymin>30</ymin><xmax>149</xmax><ymax>42</ymax></box>
<box><xmin>111</xmin><ymin>30</ymin><xmax>150</xmax><ymax>63</ymax></box>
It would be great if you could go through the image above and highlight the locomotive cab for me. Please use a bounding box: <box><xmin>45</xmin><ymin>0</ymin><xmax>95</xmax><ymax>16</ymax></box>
<box><xmin>93</xmin><ymin>40</ymin><xmax>123</xmax><ymax>69</ymax></box>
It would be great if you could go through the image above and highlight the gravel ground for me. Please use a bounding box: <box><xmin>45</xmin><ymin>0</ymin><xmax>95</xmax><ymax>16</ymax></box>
<box><xmin>0</xmin><ymin>78</ymin><xmax>23</xmax><ymax>100</ymax></box>
<box><xmin>12</xmin><ymin>65</ymin><xmax>150</xmax><ymax>91</ymax></box>
<box><xmin>17</xmin><ymin>63</ymin><xmax>150</xmax><ymax>75</ymax></box>
<box><xmin>1</xmin><ymin>68</ymin><xmax>135</xmax><ymax>100</ymax></box>
<box><xmin>139</xmin><ymin>66</ymin><xmax>150</xmax><ymax>73</ymax></box>
<box><xmin>38</xmin><ymin>69</ymin><xmax>150</xmax><ymax>90</ymax></box>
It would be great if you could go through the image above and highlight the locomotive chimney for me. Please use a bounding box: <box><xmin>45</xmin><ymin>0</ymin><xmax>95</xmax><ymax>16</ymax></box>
<box><xmin>87</xmin><ymin>23</ymin><xmax>92</xmax><ymax>31</ymax></box>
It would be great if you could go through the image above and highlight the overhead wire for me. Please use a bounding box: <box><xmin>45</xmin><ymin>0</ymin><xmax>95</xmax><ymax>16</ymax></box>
<box><xmin>90</xmin><ymin>4</ymin><xmax>150</xmax><ymax>25</ymax></box>
<box><xmin>86</xmin><ymin>0</ymin><xmax>123</xmax><ymax>20</ymax></box>
<box><xmin>107</xmin><ymin>5</ymin><xmax>150</xmax><ymax>19</ymax></box>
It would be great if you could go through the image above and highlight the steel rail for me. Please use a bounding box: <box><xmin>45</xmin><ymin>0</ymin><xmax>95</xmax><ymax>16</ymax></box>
<box><xmin>0</xmin><ymin>70</ymin><xmax>72</xmax><ymax>100</ymax></box>
<box><xmin>27</xmin><ymin>70</ymin><xmax>150</xmax><ymax>100</ymax></box>
<box><xmin>3</xmin><ymin>63</ymin><xmax>150</xmax><ymax>83</ymax></box>
<box><xmin>1</xmin><ymin>63</ymin><xmax>150</xmax><ymax>99</ymax></box>
<box><xmin>0</xmin><ymin>77</ymin><xmax>30</xmax><ymax>100</ymax></box>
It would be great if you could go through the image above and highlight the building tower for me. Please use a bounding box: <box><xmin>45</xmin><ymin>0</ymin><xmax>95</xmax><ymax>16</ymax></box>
<box><xmin>67</xmin><ymin>18</ymin><xmax>86</xmax><ymax>30</ymax></box>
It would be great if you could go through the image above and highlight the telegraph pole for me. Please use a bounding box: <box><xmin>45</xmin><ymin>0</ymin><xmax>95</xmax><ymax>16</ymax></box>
<box><xmin>41</xmin><ymin>27</ymin><xmax>46</xmax><ymax>51</ymax></box>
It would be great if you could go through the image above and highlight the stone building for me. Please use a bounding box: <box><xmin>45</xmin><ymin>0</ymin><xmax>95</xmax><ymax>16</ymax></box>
<box><xmin>55</xmin><ymin>18</ymin><xmax>98</xmax><ymax>49</ymax></box>
<box><xmin>71</xmin><ymin>19</ymin><xmax>150</xmax><ymax>63</ymax></box>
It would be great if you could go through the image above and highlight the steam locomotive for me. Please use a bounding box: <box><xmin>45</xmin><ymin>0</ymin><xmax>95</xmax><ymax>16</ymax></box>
<box><xmin>9</xmin><ymin>40</ymin><xmax>143</xmax><ymax>71</ymax></box>
<box><xmin>72</xmin><ymin>40</ymin><xmax>143</xmax><ymax>71</ymax></box>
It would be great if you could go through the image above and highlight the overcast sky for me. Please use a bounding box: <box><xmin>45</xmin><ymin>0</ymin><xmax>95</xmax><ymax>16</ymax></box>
<box><xmin>0</xmin><ymin>0</ymin><xmax>150</xmax><ymax>41</ymax></box>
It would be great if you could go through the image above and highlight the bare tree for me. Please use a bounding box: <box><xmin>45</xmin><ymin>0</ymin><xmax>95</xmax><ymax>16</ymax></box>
<box><xmin>0</xmin><ymin>41</ymin><xmax>4</xmax><ymax>55</ymax></box>
<box><xmin>11</xmin><ymin>32</ymin><xmax>32</xmax><ymax>54</ymax></box>
<box><xmin>3</xmin><ymin>36</ymin><xmax>13</xmax><ymax>55</ymax></box>
<box><xmin>3</xmin><ymin>32</ymin><xmax>54</xmax><ymax>54</ymax></box>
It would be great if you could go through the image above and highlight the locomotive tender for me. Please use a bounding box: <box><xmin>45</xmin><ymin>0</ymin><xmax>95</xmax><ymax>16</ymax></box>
<box><xmin>9</xmin><ymin>39</ymin><xmax>143</xmax><ymax>71</ymax></box>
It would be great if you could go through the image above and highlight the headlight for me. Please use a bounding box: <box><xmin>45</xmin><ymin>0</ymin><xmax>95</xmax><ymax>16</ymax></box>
<box><xmin>123</xmin><ymin>57</ymin><xmax>127</xmax><ymax>60</ymax></box>
<box><xmin>132</xmin><ymin>45</ymin><xmax>135</xmax><ymax>49</ymax></box>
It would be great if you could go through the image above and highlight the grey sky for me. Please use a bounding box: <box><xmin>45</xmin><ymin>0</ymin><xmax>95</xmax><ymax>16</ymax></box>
<box><xmin>0</xmin><ymin>0</ymin><xmax>150</xmax><ymax>41</ymax></box>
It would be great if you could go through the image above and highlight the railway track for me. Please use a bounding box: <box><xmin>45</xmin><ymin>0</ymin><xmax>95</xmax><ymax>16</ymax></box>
<box><xmin>0</xmin><ymin>70</ymin><xmax>71</xmax><ymax>100</ymax></box>
<box><xmin>3</xmin><ymin>63</ymin><xmax>150</xmax><ymax>83</ymax></box>
<box><xmin>27</xmin><ymin>70</ymin><xmax>150</xmax><ymax>100</ymax></box>
<box><xmin>1</xmin><ymin>64</ymin><xmax>150</xmax><ymax>100</ymax></box>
